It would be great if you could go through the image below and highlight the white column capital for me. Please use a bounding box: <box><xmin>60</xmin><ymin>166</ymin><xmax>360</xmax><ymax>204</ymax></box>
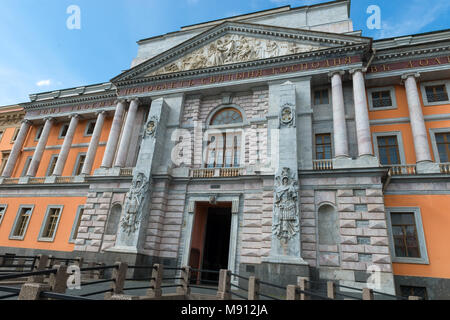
<box><xmin>69</xmin><ymin>113</ymin><xmax>81</xmax><ymax>119</ymax></box>
<box><xmin>401</xmin><ymin>72</ymin><xmax>421</xmax><ymax>81</ymax></box>
<box><xmin>114</xmin><ymin>99</ymin><xmax>128</xmax><ymax>105</ymax></box>
<box><xmin>95</xmin><ymin>110</ymin><xmax>107</xmax><ymax>116</ymax></box>
<box><xmin>127</xmin><ymin>98</ymin><xmax>140</xmax><ymax>105</ymax></box>
<box><xmin>349</xmin><ymin>67</ymin><xmax>367</xmax><ymax>75</ymax></box>
<box><xmin>21</xmin><ymin>119</ymin><xmax>32</xmax><ymax>125</ymax></box>
<box><xmin>328</xmin><ymin>70</ymin><xmax>346</xmax><ymax>78</ymax></box>
<box><xmin>43</xmin><ymin>116</ymin><xmax>55</xmax><ymax>123</ymax></box>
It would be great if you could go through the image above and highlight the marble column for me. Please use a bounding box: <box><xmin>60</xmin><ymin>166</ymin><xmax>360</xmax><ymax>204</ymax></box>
<box><xmin>402</xmin><ymin>73</ymin><xmax>432</xmax><ymax>163</ymax></box>
<box><xmin>26</xmin><ymin>117</ymin><xmax>54</xmax><ymax>177</ymax></box>
<box><xmin>351</xmin><ymin>68</ymin><xmax>374</xmax><ymax>157</ymax></box>
<box><xmin>114</xmin><ymin>99</ymin><xmax>139</xmax><ymax>168</ymax></box>
<box><xmin>52</xmin><ymin>114</ymin><xmax>80</xmax><ymax>176</ymax></box>
<box><xmin>81</xmin><ymin>111</ymin><xmax>106</xmax><ymax>175</ymax></box>
<box><xmin>1</xmin><ymin>120</ymin><xmax>31</xmax><ymax>177</ymax></box>
<box><xmin>101</xmin><ymin>100</ymin><xmax>127</xmax><ymax>168</ymax></box>
<box><xmin>330</xmin><ymin>71</ymin><xmax>349</xmax><ymax>158</ymax></box>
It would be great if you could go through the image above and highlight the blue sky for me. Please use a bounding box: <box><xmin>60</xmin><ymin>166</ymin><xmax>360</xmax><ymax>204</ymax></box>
<box><xmin>0</xmin><ymin>0</ymin><xmax>449</xmax><ymax>106</ymax></box>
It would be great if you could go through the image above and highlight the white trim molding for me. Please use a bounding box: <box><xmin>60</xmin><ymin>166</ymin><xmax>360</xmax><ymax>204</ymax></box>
<box><xmin>420</xmin><ymin>80</ymin><xmax>450</xmax><ymax>107</ymax></box>
<box><xmin>367</xmin><ymin>86</ymin><xmax>398</xmax><ymax>111</ymax></box>
<box><xmin>372</xmin><ymin>131</ymin><xmax>406</xmax><ymax>165</ymax></box>
<box><xmin>429</xmin><ymin>127</ymin><xmax>450</xmax><ymax>163</ymax></box>
<box><xmin>386</xmin><ymin>207</ymin><xmax>429</xmax><ymax>265</ymax></box>
<box><xmin>38</xmin><ymin>205</ymin><xmax>64</xmax><ymax>242</ymax></box>
<box><xmin>181</xmin><ymin>195</ymin><xmax>241</xmax><ymax>280</ymax></box>
<box><xmin>9</xmin><ymin>205</ymin><xmax>35</xmax><ymax>241</ymax></box>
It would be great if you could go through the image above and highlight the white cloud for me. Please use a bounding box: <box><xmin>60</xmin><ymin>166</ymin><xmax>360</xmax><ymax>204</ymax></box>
<box><xmin>376</xmin><ymin>0</ymin><xmax>450</xmax><ymax>39</ymax></box>
<box><xmin>36</xmin><ymin>79</ymin><xmax>51</xmax><ymax>87</ymax></box>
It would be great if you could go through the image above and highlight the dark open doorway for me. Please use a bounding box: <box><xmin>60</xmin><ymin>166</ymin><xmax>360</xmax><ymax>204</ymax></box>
<box><xmin>189</xmin><ymin>203</ymin><xmax>232</xmax><ymax>284</ymax></box>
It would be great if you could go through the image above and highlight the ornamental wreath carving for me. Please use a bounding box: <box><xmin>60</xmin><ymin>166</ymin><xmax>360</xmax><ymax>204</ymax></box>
<box><xmin>144</xmin><ymin>116</ymin><xmax>159</xmax><ymax>139</ymax></box>
<box><xmin>273</xmin><ymin>167</ymin><xmax>300</xmax><ymax>242</ymax></box>
<box><xmin>280</xmin><ymin>103</ymin><xmax>295</xmax><ymax>128</ymax></box>
<box><xmin>121</xmin><ymin>172</ymin><xmax>149</xmax><ymax>235</ymax></box>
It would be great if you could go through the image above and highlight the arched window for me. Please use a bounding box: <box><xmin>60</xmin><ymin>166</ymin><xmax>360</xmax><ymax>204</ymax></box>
<box><xmin>210</xmin><ymin>108</ymin><xmax>243</xmax><ymax>126</ymax></box>
<box><xmin>205</xmin><ymin>107</ymin><xmax>243</xmax><ymax>168</ymax></box>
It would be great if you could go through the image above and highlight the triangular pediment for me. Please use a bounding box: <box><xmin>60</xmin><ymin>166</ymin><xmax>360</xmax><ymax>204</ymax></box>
<box><xmin>147</xmin><ymin>34</ymin><xmax>326</xmax><ymax>76</ymax></box>
<box><xmin>112</xmin><ymin>21</ymin><xmax>370</xmax><ymax>83</ymax></box>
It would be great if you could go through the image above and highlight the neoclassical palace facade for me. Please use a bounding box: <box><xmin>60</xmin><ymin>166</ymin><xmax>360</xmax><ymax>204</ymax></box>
<box><xmin>1</xmin><ymin>0</ymin><xmax>450</xmax><ymax>299</ymax></box>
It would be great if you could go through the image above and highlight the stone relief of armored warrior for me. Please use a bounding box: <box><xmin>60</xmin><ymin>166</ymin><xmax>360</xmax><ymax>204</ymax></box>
<box><xmin>121</xmin><ymin>172</ymin><xmax>149</xmax><ymax>235</ymax></box>
<box><xmin>272</xmin><ymin>167</ymin><xmax>299</xmax><ymax>243</ymax></box>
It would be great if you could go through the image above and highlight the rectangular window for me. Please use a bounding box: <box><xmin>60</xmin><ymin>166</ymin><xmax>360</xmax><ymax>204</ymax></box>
<box><xmin>205</xmin><ymin>132</ymin><xmax>241</xmax><ymax>168</ymax></box>
<box><xmin>70</xmin><ymin>206</ymin><xmax>84</xmax><ymax>243</ymax></box>
<box><xmin>10</xmin><ymin>206</ymin><xmax>33</xmax><ymax>239</ymax></box>
<box><xmin>400</xmin><ymin>286</ymin><xmax>428</xmax><ymax>300</ymax></box>
<box><xmin>0</xmin><ymin>152</ymin><xmax>9</xmax><ymax>176</ymax></box>
<box><xmin>314</xmin><ymin>89</ymin><xmax>329</xmax><ymax>105</ymax></box>
<box><xmin>39</xmin><ymin>206</ymin><xmax>62</xmax><ymax>241</ymax></box>
<box><xmin>10</xmin><ymin>128</ymin><xmax>19</xmax><ymax>143</ymax></box>
<box><xmin>0</xmin><ymin>205</ymin><xmax>6</xmax><ymax>225</ymax></box>
<box><xmin>85</xmin><ymin>121</ymin><xmax>96</xmax><ymax>136</ymax></box>
<box><xmin>315</xmin><ymin>134</ymin><xmax>332</xmax><ymax>160</ymax></box>
<box><xmin>425</xmin><ymin>85</ymin><xmax>449</xmax><ymax>103</ymax></box>
<box><xmin>46</xmin><ymin>155</ymin><xmax>58</xmax><ymax>176</ymax></box>
<box><xmin>0</xmin><ymin>130</ymin><xmax>3</xmax><ymax>143</ymax></box>
<box><xmin>73</xmin><ymin>154</ymin><xmax>86</xmax><ymax>176</ymax></box>
<box><xmin>35</xmin><ymin>126</ymin><xmax>44</xmax><ymax>141</ymax></box>
<box><xmin>371</xmin><ymin>90</ymin><xmax>393</xmax><ymax>108</ymax></box>
<box><xmin>377</xmin><ymin>136</ymin><xmax>401</xmax><ymax>165</ymax></box>
<box><xmin>59</xmin><ymin>123</ymin><xmax>70</xmax><ymax>139</ymax></box>
<box><xmin>391</xmin><ymin>212</ymin><xmax>420</xmax><ymax>258</ymax></box>
<box><xmin>387</xmin><ymin>208</ymin><xmax>429</xmax><ymax>264</ymax></box>
<box><xmin>435</xmin><ymin>132</ymin><xmax>450</xmax><ymax>163</ymax></box>
<box><xmin>21</xmin><ymin>156</ymin><xmax>33</xmax><ymax>177</ymax></box>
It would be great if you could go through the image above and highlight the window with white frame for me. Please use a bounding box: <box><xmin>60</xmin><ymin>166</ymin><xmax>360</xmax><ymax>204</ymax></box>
<box><xmin>38</xmin><ymin>206</ymin><xmax>63</xmax><ymax>241</ymax></box>
<box><xmin>421</xmin><ymin>81</ymin><xmax>450</xmax><ymax>106</ymax></box>
<box><xmin>367</xmin><ymin>87</ymin><xmax>397</xmax><ymax>111</ymax></box>
<box><xmin>313</xmin><ymin>88</ymin><xmax>330</xmax><ymax>105</ymax></box>
<box><xmin>10</xmin><ymin>128</ymin><xmax>19</xmax><ymax>143</ymax></box>
<box><xmin>58</xmin><ymin>123</ymin><xmax>70</xmax><ymax>139</ymax></box>
<box><xmin>84</xmin><ymin>121</ymin><xmax>96</xmax><ymax>136</ymax></box>
<box><xmin>73</xmin><ymin>153</ymin><xmax>86</xmax><ymax>176</ymax></box>
<box><xmin>46</xmin><ymin>155</ymin><xmax>58</xmax><ymax>176</ymax></box>
<box><xmin>21</xmin><ymin>156</ymin><xmax>33</xmax><ymax>177</ymax></box>
<box><xmin>10</xmin><ymin>206</ymin><xmax>34</xmax><ymax>240</ymax></box>
<box><xmin>69</xmin><ymin>206</ymin><xmax>84</xmax><ymax>243</ymax></box>
<box><xmin>35</xmin><ymin>125</ymin><xmax>44</xmax><ymax>141</ymax></box>
<box><xmin>386</xmin><ymin>207</ymin><xmax>429</xmax><ymax>264</ymax></box>
<box><xmin>206</xmin><ymin>107</ymin><xmax>244</xmax><ymax>168</ymax></box>
<box><xmin>0</xmin><ymin>205</ymin><xmax>6</xmax><ymax>225</ymax></box>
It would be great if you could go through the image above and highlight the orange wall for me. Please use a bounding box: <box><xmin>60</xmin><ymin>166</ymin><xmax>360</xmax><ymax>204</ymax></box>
<box><xmin>11</xmin><ymin>118</ymin><xmax>112</xmax><ymax>177</ymax></box>
<box><xmin>0</xmin><ymin>127</ymin><xmax>18</xmax><ymax>152</ymax></box>
<box><xmin>369</xmin><ymin>83</ymin><xmax>450</xmax><ymax>164</ymax></box>
<box><xmin>0</xmin><ymin>196</ymin><xmax>86</xmax><ymax>251</ymax></box>
<box><xmin>385</xmin><ymin>195</ymin><xmax>450</xmax><ymax>279</ymax></box>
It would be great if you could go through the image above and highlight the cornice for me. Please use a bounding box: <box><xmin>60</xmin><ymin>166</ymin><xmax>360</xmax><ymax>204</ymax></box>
<box><xmin>115</xmin><ymin>43</ymin><xmax>369</xmax><ymax>88</ymax></box>
<box><xmin>113</xmin><ymin>21</ymin><xmax>370</xmax><ymax>83</ymax></box>
<box><xmin>373</xmin><ymin>42</ymin><xmax>450</xmax><ymax>61</ymax></box>
<box><xmin>21</xmin><ymin>92</ymin><xmax>118</xmax><ymax>111</ymax></box>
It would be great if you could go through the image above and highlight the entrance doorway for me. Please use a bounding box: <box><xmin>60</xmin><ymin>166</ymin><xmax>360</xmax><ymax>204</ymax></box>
<box><xmin>189</xmin><ymin>203</ymin><xmax>232</xmax><ymax>284</ymax></box>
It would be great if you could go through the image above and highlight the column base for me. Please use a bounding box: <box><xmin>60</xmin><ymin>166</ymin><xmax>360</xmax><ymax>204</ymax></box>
<box><xmin>416</xmin><ymin>161</ymin><xmax>441</xmax><ymax>174</ymax></box>
<box><xmin>93</xmin><ymin>167</ymin><xmax>122</xmax><ymax>177</ymax></box>
<box><xmin>19</xmin><ymin>177</ymin><xmax>30</xmax><ymax>184</ymax></box>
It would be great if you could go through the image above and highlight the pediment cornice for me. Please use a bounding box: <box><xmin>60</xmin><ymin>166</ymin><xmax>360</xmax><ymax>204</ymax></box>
<box><xmin>112</xmin><ymin>21</ymin><xmax>371</xmax><ymax>84</ymax></box>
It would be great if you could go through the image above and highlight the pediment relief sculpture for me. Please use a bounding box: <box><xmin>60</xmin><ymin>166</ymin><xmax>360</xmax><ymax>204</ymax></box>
<box><xmin>147</xmin><ymin>35</ymin><xmax>326</xmax><ymax>76</ymax></box>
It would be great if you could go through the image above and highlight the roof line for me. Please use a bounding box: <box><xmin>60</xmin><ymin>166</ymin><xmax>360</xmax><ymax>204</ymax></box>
<box><xmin>137</xmin><ymin>0</ymin><xmax>350</xmax><ymax>44</ymax></box>
<box><xmin>374</xmin><ymin>28</ymin><xmax>450</xmax><ymax>42</ymax></box>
